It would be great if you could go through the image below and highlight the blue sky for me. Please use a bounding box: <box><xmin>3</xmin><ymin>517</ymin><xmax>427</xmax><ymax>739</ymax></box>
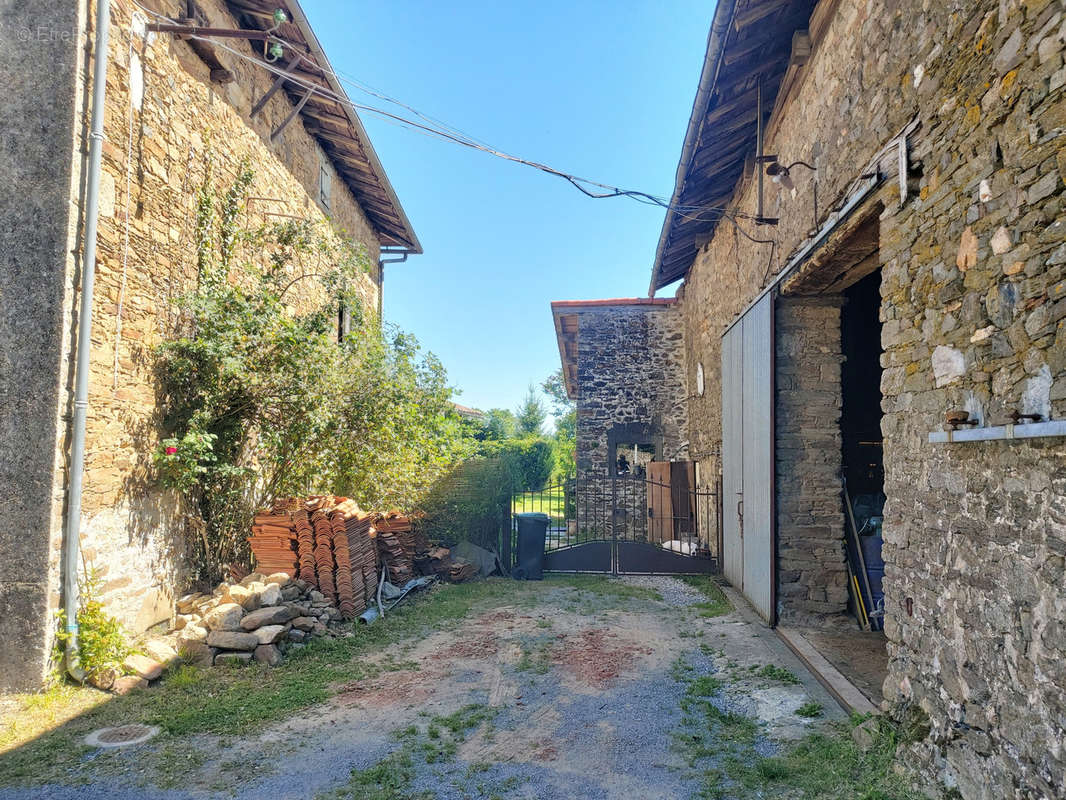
<box><xmin>305</xmin><ymin>1</ymin><xmax>711</xmax><ymax>414</ymax></box>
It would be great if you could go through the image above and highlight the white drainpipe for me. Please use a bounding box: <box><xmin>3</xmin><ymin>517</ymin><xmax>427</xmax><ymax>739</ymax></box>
<box><xmin>63</xmin><ymin>0</ymin><xmax>112</xmax><ymax>682</ymax></box>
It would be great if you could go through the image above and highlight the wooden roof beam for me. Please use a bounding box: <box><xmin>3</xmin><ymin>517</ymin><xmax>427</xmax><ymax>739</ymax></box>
<box><xmin>250</xmin><ymin>52</ymin><xmax>303</xmax><ymax>117</ymax></box>
<box><xmin>733</xmin><ymin>0</ymin><xmax>790</xmax><ymax>30</ymax></box>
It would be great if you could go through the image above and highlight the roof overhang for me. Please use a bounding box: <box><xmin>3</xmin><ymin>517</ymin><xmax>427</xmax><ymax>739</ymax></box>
<box><xmin>650</xmin><ymin>0</ymin><xmax>817</xmax><ymax>293</ymax></box>
<box><xmin>551</xmin><ymin>298</ymin><xmax>678</xmax><ymax>399</ymax></box>
<box><xmin>224</xmin><ymin>0</ymin><xmax>422</xmax><ymax>254</ymax></box>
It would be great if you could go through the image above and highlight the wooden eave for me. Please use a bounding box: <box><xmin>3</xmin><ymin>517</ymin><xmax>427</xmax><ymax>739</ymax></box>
<box><xmin>650</xmin><ymin>0</ymin><xmax>817</xmax><ymax>292</ymax></box>
<box><xmin>224</xmin><ymin>0</ymin><xmax>422</xmax><ymax>253</ymax></box>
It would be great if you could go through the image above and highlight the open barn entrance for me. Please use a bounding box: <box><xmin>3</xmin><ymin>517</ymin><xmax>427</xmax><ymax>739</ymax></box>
<box><xmin>772</xmin><ymin>207</ymin><xmax>888</xmax><ymax>710</ymax></box>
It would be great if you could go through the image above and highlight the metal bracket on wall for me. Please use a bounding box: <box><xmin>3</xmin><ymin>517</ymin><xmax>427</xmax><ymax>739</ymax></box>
<box><xmin>928</xmin><ymin>419</ymin><xmax>1066</xmax><ymax>444</ymax></box>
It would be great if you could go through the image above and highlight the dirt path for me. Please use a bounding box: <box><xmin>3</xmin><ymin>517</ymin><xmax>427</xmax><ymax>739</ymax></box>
<box><xmin>0</xmin><ymin>577</ymin><xmax>845</xmax><ymax>800</ymax></box>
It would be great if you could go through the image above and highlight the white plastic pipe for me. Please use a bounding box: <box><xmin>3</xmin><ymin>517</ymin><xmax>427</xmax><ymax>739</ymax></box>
<box><xmin>63</xmin><ymin>0</ymin><xmax>112</xmax><ymax>682</ymax></box>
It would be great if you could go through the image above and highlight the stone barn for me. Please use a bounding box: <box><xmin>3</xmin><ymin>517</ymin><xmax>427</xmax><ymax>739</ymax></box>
<box><xmin>0</xmin><ymin>0</ymin><xmax>420</xmax><ymax>690</ymax></box>
<box><xmin>564</xmin><ymin>0</ymin><xmax>1066</xmax><ymax>795</ymax></box>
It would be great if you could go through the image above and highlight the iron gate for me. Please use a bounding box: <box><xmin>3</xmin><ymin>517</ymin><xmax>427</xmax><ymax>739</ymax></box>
<box><xmin>511</xmin><ymin>472</ymin><xmax>721</xmax><ymax>575</ymax></box>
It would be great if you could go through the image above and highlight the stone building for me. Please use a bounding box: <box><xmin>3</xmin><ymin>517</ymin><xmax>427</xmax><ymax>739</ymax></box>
<box><xmin>561</xmin><ymin>0</ymin><xmax>1065</xmax><ymax>795</ymax></box>
<box><xmin>551</xmin><ymin>298</ymin><xmax>689</xmax><ymax>479</ymax></box>
<box><xmin>0</xmin><ymin>0</ymin><xmax>420</xmax><ymax>690</ymax></box>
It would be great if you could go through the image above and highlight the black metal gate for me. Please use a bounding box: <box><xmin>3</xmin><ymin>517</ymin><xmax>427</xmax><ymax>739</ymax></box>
<box><xmin>511</xmin><ymin>473</ymin><xmax>721</xmax><ymax>575</ymax></box>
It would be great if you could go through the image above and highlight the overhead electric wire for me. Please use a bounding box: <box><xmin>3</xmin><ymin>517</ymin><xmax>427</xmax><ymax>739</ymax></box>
<box><xmin>132</xmin><ymin>2</ymin><xmax>774</xmax><ymax>241</ymax></box>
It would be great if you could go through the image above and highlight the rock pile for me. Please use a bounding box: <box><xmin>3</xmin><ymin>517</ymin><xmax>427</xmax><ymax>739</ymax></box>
<box><xmin>168</xmin><ymin>571</ymin><xmax>346</xmax><ymax>669</ymax></box>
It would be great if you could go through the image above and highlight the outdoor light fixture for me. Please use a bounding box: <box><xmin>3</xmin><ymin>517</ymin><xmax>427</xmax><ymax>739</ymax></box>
<box><xmin>760</xmin><ymin>156</ymin><xmax>818</xmax><ymax>226</ymax></box>
<box><xmin>764</xmin><ymin>158</ymin><xmax>816</xmax><ymax>191</ymax></box>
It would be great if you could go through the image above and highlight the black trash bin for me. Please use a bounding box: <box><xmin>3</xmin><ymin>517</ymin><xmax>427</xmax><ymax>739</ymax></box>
<box><xmin>513</xmin><ymin>512</ymin><xmax>549</xmax><ymax>580</ymax></box>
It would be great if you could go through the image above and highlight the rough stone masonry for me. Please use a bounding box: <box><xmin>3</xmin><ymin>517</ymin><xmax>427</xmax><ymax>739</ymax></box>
<box><xmin>672</xmin><ymin>0</ymin><xmax>1066</xmax><ymax>797</ymax></box>
<box><xmin>0</xmin><ymin>0</ymin><xmax>404</xmax><ymax>690</ymax></box>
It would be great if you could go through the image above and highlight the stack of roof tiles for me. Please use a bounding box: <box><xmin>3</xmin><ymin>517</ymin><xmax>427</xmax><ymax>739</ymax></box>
<box><xmin>248</xmin><ymin>511</ymin><xmax>299</xmax><ymax>577</ymax></box>
<box><xmin>294</xmin><ymin>509</ymin><xmax>315</xmax><ymax>584</ymax></box>
<box><xmin>310</xmin><ymin>507</ymin><xmax>336</xmax><ymax>603</ymax></box>
<box><xmin>343</xmin><ymin>509</ymin><xmax>379</xmax><ymax>611</ymax></box>
<box><xmin>248</xmin><ymin>495</ymin><xmax>391</xmax><ymax>620</ymax></box>
<box><xmin>375</xmin><ymin>512</ymin><xmax>415</xmax><ymax>585</ymax></box>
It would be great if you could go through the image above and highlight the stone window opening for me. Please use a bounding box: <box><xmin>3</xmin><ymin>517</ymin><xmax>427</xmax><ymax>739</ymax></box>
<box><xmin>606</xmin><ymin>422</ymin><xmax>664</xmax><ymax>478</ymax></box>
<box><xmin>614</xmin><ymin>442</ymin><xmax>656</xmax><ymax>477</ymax></box>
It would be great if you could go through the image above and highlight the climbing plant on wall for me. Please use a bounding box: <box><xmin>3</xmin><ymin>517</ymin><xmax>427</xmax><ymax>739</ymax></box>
<box><xmin>155</xmin><ymin>161</ymin><xmax>474</xmax><ymax>579</ymax></box>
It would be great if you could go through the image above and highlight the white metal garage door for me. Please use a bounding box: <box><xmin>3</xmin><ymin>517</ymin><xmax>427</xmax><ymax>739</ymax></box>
<box><xmin>720</xmin><ymin>291</ymin><xmax>775</xmax><ymax>624</ymax></box>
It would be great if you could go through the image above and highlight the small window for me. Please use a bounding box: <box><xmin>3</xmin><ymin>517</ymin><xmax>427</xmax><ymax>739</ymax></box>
<box><xmin>614</xmin><ymin>443</ymin><xmax>656</xmax><ymax>477</ymax></box>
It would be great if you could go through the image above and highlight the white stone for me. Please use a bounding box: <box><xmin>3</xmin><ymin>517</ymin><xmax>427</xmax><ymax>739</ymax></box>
<box><xmin>979</xmin><ymin>179</ymin><xmax>992</xmax><ymax>203</ymax></box>
<box><xmin>258</xmin><ymin>584</ymin><xmax>282</xmax><ymax>606</ymax></box>
<box><xmin>253</xmin><ymin>624</ymin><xmax>288</xmax><ymax>645</ymax></box>
<box><xmin>970</xmin><ymin>326</ymin><xmax>995</xmax><ymax>344</ymax></box>
<box><xmin>203</xmin><ymin>602</ymin><xmax>245</xmax><ymax>631</ymax></box>
<box><xmin>1022</xmin><ymin>365</ymin><xmax>1052</xmax><ymax>421</ymax></box>
<box><xmin>990</xmin><ymin>226</ymin><xmax>1012</xmax><ymax>255</ymax></box>
<box><xmin>913</xmin><ymin>63</ymin><xmax>925</xmax><ymax>88</ymax></box>
<box><xmin>932</xmin><ymin>345</ymin><xmax>966</xmax><ymax>387</ymax></box>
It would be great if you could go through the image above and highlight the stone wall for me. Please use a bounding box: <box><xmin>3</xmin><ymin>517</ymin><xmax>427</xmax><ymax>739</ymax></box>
<box><xmin>774</xmin><ymin>296</ymin><xmax>848</xmax><ymax>622</ymax></box>
<box><xmin>2</xmin><ymin>0</ymin><xmax>391</xmax><ymax>689</ymax></box>
<box><xmin>678</xmin><ymin>0</ymin><xmax>1065</xmax><ymax>795</ymax></box>
<box><xmin>573</xmin><ymin>302</ymin><xmax>689</xmax><ymax>478</ymax></box>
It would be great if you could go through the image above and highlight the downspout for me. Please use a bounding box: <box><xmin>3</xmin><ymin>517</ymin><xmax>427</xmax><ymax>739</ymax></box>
<box><xmin>376</xmin><ymin>247</ymin><xmax>409</xmax><ymax>320</ymax></box>
<box><xmin>63</xmin><ymin>0</ymin><xmax>111</xmax><ymax>682</ymax></box>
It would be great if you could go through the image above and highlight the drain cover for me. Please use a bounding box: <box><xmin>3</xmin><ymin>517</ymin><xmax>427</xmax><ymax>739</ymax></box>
<box><xmin>84</xmin><ymin>724</ymin><xmax>160</xmax><ymax>748</ymax></box>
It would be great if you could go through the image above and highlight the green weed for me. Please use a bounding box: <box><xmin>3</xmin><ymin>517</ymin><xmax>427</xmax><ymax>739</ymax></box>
<box><xmin>756</xmin><ymin>664</ymin><xmax>800</xmax><ymax>684</ymax></box>
<box><xmin>678</xmin><ymin>576</ymin><xmax>732</xmax><ymax>617</ymax></box>
<box><xmin>795</xmin><ymin>702</ymin><xmax>823</xmax><ymax>718</ymax></box>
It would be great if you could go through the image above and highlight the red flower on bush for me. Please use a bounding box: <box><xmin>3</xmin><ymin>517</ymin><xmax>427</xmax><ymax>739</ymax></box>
<box><xmin>165</xmin><ymin>446</ymin><xmax>178</xmax><ymax>455</ymax></box>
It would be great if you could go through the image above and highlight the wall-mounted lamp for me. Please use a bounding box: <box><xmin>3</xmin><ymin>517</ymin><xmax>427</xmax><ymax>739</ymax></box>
<box><xmin>762</xmin><ymin>157</ymin><xmax>818</xmax><ymax>227</ymax></box>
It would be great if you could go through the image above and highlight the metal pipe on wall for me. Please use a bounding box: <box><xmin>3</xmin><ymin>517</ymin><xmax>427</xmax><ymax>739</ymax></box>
<box><xmin>63</xmin><ymin>0</ymin><xmax>112</xmax><ymax>682</ymax></box>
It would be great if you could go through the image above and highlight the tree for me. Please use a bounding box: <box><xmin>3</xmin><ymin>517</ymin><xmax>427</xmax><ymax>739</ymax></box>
<box><xmin>515</xmin><ymin>384</ymin><xmax>547</xmax><ymax>436</ymax></box>
<box><xmin>541</xmin><ymin>369</ymin><xmax>576</xmax><ymax>480</ymax></box>
<box><xmin>541</xmin><ymin>368</ymin><xmax>572</xmax><ymax>417</ymax></box>
<box><xmin>480</xmin><ymin>408</ymin><xmax>518</xmax><ymax>441</ymax></box>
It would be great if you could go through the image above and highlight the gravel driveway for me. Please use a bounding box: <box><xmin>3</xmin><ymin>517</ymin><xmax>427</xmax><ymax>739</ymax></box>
<box><xmin>0</xmin><ymin>575</ymin><xmax>843</xmax><ymax>800</ymax></box>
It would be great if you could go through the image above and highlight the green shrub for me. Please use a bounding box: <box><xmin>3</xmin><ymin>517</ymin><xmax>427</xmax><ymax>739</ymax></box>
<box><xmin>484</xmin><ymin>437</ymin><xmax>555</xmax><ymax>491</ymax></box>
<box><xmin>54</xmin><ymin>568</ymin><xmax>131</xmax><ymax>683</ymax></box>
<box><xmin>155</xmin><ymin>161</ymin><xmax>474</xmax><ymax>578</ymax></box>
<box><xmin>414</xmin><ymin>457</ymin><xmax>514</xmax><ymax>552</ymax></box>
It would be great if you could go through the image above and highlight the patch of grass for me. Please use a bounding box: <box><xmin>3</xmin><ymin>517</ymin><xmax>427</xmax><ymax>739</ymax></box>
<box><xmin>755</xmin><ymin>664</ymin><xmax>800</xmax><ymax>684</ymax></box>
<box><xmin>678</xmin><ymin>576</ymin><xmax>732</xmax><ymax>617</ymax></box>
<box><xmin>795</xmin><ymin>702</ymin><xmax>823</xmax><ymax>718</ymax></box>
<box><xmin>511</xmin><ymin>490</ymin><xmax>566</xmax><ymax>526</ymax></box>
<box><xmin>323</xmin><ymin>749</ymin><xmax>423</xmax><ymax>800</ymax></box>
<box><xmin>0</xmin><ymin>579</ymin><xmax>525</xmax><ymax>788</ymax></box>
<box><xmin>323</xmin><ymin>704</ymin><xmax>497</xmax><ymax>799</ymax></box>
<box><xmin>688</xmin><ymin>675</ymin><xmax>724</xmax><ymax>697</ymax></box>
<box><xmin>674</xmin><ymin>657</ymin><xmax>922</xmax><ymax>800</ymax></box>
<box><xmin>544</xmin><ymin>574</ymin><xmax>662</xmax><ymax>604</ymax></box>
<box><xmin>717</xmin><ymin>718</ymin><xmax>927</xmax><ymax>799</ymax></box>
<box><xmin>515</xmin><ymin>638</ymin><xmax>552</xmax><ymax>675</ymax></box>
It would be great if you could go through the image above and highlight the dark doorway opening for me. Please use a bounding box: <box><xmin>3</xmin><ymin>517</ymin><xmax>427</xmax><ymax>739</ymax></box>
<box><xmin>841</xmin><ymin>270</ymin><xmax>885</xmax><ymax>499</ymax></box>
<box><xmin>837</xmin><ymin>268</ymin><xmax>888</xmax><ymax>696</ymax></box>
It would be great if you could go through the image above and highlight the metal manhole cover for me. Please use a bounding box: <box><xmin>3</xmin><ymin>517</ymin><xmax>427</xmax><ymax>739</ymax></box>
<box><xmin>84</xmin><ymin>723</ymin><xmax>160</xmax><ymax>748</ymax></box>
